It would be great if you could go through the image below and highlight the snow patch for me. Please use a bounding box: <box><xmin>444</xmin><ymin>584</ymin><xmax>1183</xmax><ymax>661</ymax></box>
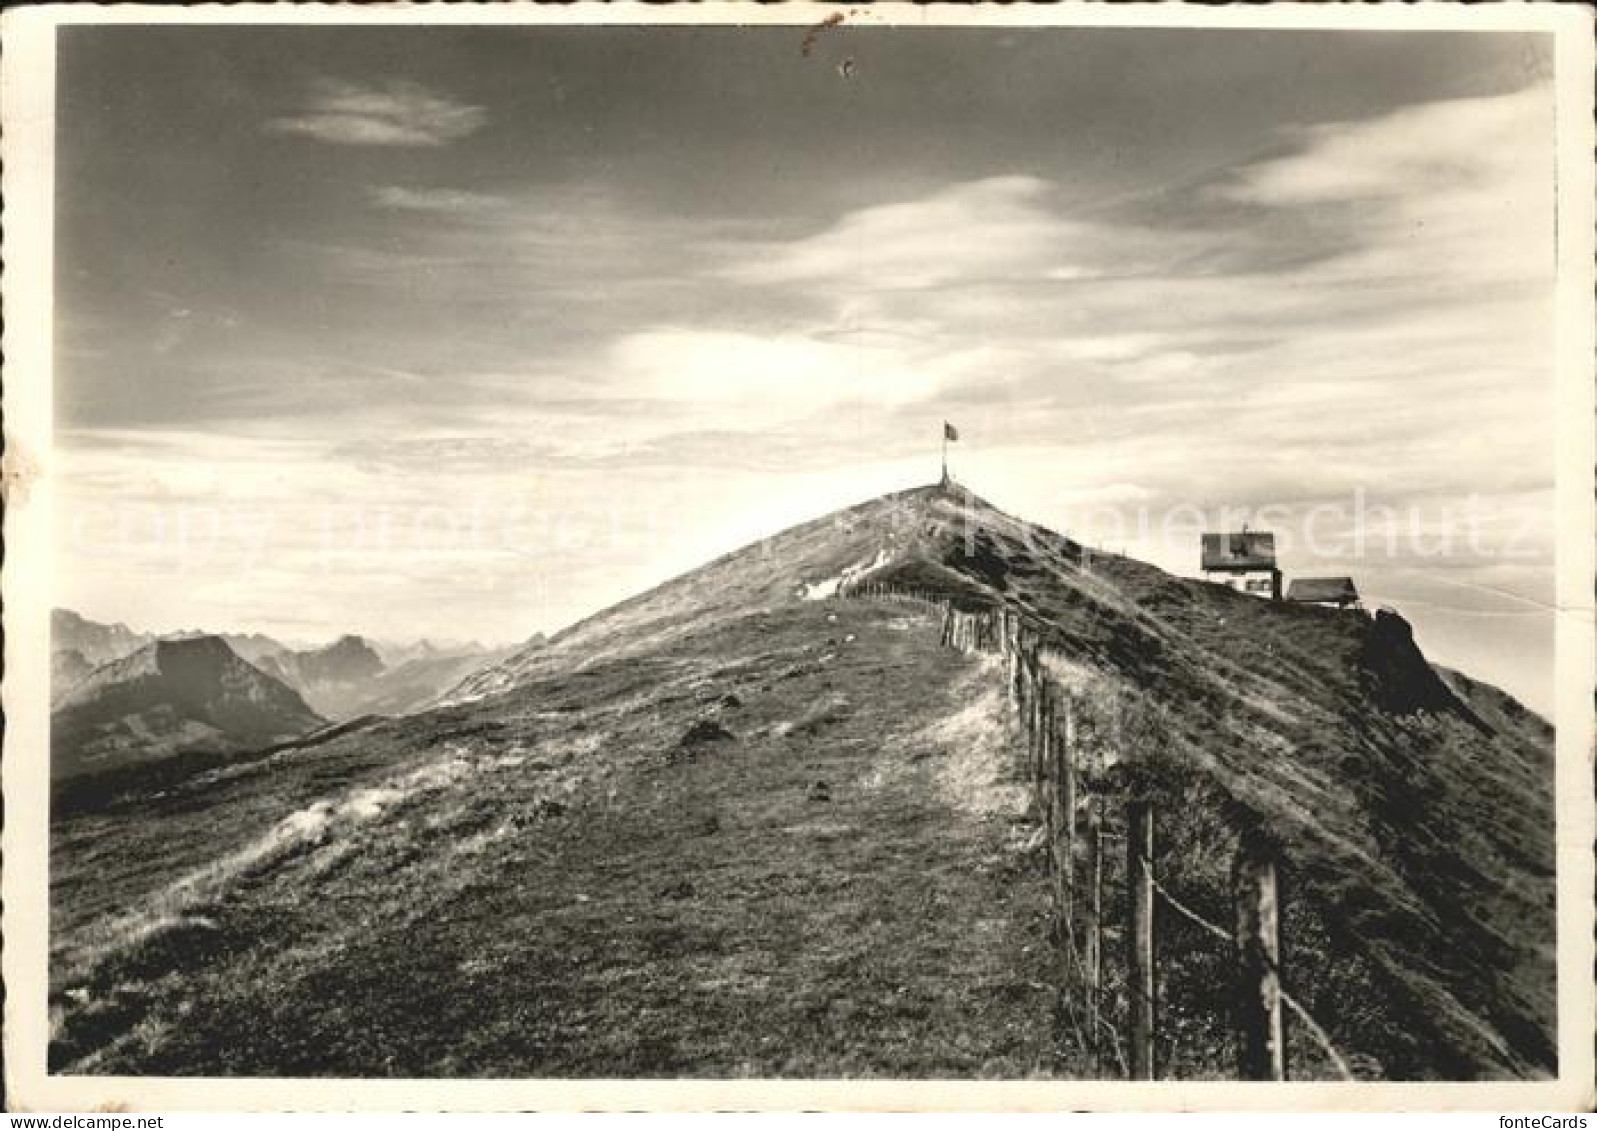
<box><xmin>799</xmin><ymin>577</ymin><xmax>840</xmax><ymax>601</ymax></box>
<box><xmin>798</xmin><ymin>548</ymin><xmax>892</xmax><ymax>601</ymax></box>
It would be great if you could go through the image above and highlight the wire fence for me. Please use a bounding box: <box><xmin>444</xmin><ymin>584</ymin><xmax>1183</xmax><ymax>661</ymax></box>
<box><xmin>839</xmin><ymin>580</ymin><xmax>1356</xmax><ymax>1081</ymax></box>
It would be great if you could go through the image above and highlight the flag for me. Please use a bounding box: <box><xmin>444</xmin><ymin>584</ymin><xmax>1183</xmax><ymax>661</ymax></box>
<box><xmin>944</xmin><ymin>421</ymin><xmax>959</xmax><ymax>442</ymax></box>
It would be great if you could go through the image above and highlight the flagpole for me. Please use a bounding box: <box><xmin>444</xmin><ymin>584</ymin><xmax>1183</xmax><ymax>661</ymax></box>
<box><xmin>941</xmin><ymin>426</ymin><xmax>948</xmax><ymax>485</ymax></box>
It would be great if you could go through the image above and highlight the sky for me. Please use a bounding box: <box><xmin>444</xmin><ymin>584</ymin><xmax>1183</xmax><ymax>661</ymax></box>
<box><xmin>53</xmin><ymin>22</ymin><xmax>1560</xmax><ymax>713</ymax></box>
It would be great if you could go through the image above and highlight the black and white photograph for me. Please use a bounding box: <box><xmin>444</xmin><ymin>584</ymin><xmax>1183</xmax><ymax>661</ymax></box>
<box><xmin>2</xmin><ymin>2</ymin><xmax>1593</xmax><ymax>1112</ymax></box>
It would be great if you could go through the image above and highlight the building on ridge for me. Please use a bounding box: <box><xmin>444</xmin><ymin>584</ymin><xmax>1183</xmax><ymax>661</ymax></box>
<box><xmin>1200</xmin><ymin>528</ymin><xmax>1281</xmax><ymax>600</ymax></box>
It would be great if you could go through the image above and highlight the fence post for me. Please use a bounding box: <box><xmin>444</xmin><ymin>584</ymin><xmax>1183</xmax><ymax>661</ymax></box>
<box><xmin>1087</xmin><ymin>820</ymin><xmax>1104</xmax><ymax>1074</ymax></box>
<box><xmin>1061</xmin><ymin>694</ymin><xmax>1077</xmax><ymax>926</ymax></box>
<box><xmin>1004</xmin><ymin>614</ymin><xmax>1017</xmax><ymax>705</ymax></box>
<box><xmin>1234</xmin><ymin>828</ymin><xmax>1286</xmax><ymax>1081</ymax></box>
<box><xmin>1034</xmin><ymin>658</ymin><xmax>1047</xmax><ymax>782</ymax></box>
<box><xmin>1034</xmin><ymin>680</ymin><xmax>1047</xmax><ymax>811</ymax></box>
<box><xmin>1051</xmin><ymin>686</ymin><xmax>1070</xmax><ymax>908</ymax></box>
<box><xmin>1041</xmin><ymin>681</ymin><xmax>1055</xmax><ymax>799</ymax></box>
<box><xmin>1015</xmin><ymin>639</ymin><xmax>1027</xmax><ymax>711</ymax></box>
<box><xmin>1128</xmin><ymin>799</ymin><xmax>1156</xmax><ymax>1080</ymax></box>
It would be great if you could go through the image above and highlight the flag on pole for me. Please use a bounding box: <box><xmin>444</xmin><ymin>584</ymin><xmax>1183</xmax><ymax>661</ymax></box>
<box><xmin>944</xmin><ymin>421</ymin><xmax>959</xmax><ymax>442</ymax></box>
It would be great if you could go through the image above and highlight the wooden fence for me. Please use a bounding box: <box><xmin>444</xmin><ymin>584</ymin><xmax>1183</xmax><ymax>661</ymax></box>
<box><xmin>841</xmin><ymin>585</ymin><xmax>1354</xmax><ymax>1081</ymax></box>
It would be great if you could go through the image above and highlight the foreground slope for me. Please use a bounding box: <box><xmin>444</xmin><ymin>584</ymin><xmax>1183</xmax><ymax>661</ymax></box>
<box><xmin>52</xmin><ymin>600</ymin><xmax>1063</xmax><ymax>1076</ymax></box>
<box><xmin>50</xmin><ymin>483</ymin><xmax>1554</xmax><ymax>1079</ymax></box>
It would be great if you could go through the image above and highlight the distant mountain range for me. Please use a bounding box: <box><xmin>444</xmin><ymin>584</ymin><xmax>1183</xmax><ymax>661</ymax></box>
<box><xmin>343</xmin><ymin>648</ymin><xmax>523</xmax><ymax>717</ymax></box>
<box><xmin>50</xmin><ymin>609</ymin><xmax>524</xmax><ymax>781</ymax></box>
<box><xmin>51</xmin><ymin>609</ymin><xmax>154</xmax><ymax>668</ymax></box>
<box><xmin>370</xmin><ymin>637</ymin><xmax>510</xmax><ymax>668</ymax></box>
<box><xmin>256</xmin><ymin>636</ymin><xmax>386</xmax><ymax>718</ymax></box>
<box><xmin>51</xmin><ymin>635</ymin><xmax>324</xmax><ymax>781</ymax></box>
<box><xmin>165</xmin><ymin>629</ymin><xmax>292</xmax><ymax>667</ymax></box>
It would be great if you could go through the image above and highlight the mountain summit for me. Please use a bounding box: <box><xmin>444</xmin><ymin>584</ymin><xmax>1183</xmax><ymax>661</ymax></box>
<box><xmin>50</xmin><ymin>483</ymin><xmax>1552</xmax><ymax>1079</ymax></box>
<box><xmin>449</xmin><ymin>482</ymin><xmax>1046</xmax><ymax>700</ymax></box>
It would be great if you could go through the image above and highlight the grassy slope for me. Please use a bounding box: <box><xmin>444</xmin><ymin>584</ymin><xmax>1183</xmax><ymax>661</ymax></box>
<box><xmin>53</xmin><ymin>600</ymin><xmax>1070</xmax><ymax>1077</ymax></box>
<box><xmin>931</xmin><ymin>493</ymin><xmax>1556</xmax><ymax>1080</ymax></box>
<box><xmin>50</xmin><ymin>483</ymin><xmax>1555</xmax><ymax>1079</ymax></box>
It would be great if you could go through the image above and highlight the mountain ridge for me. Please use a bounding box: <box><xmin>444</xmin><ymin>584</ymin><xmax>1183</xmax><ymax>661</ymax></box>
<box><xmin>52</xmin><ymin>611</ymin><xmax>512</xmax><ymax>722</ymax></box>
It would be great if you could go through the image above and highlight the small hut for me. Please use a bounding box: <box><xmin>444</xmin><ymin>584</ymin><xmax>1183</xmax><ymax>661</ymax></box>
<box><xmin>1285</xmin><ymin>576</ymin><xmax>1361</xmax><ymax>609</ymax></box>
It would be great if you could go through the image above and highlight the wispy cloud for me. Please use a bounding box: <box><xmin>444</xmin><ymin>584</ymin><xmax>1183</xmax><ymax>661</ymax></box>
<box><xmin>62</xmin><ymin>64</ymin><xmax>1559</xmax><ymax>710</ymax></box>
<box><xmin>1215</xmin><ymin>87</ymin><xmax>1552</xmax><ymax>286</ymax></box>
<box><xmin>726</xmin><ymin>175</ymin><xmax>1198</xmax><ymax>290</ymax></box>
<box><xmin>255</xmin><ymin>79</ymin><xmax>1553</xmax><ymax>505</ymax></box>
<box><xmin>1219</xmin><ymin>88</ymin><xmax>1543</xmax><ymax>208</ymax></box>
<box><xmin>266</xmin><ymin>80</ymin><xmax>486</xmax><ymax>147</ymax></box>
<box><xmin>369</xmin><ymin>185</ymin><xmax>508</xmax><ymax>213</ymax></box>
